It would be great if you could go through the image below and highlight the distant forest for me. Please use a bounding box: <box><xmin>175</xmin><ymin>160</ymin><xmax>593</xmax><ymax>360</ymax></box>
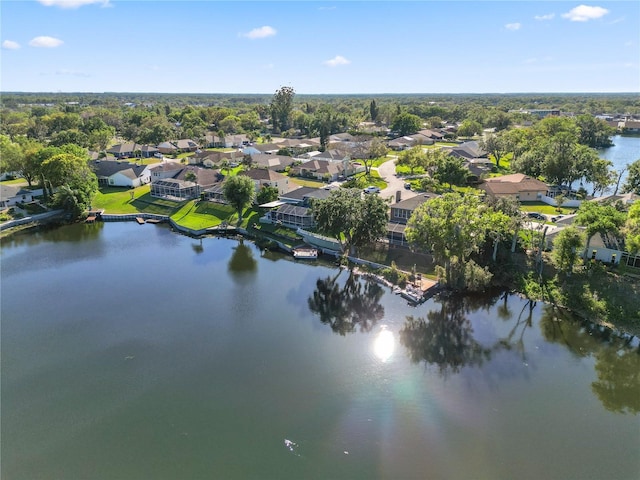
<box><xmin>2</xmin><ymin>91</ymin><xmax>639</xmax><ymax>114</ymax></box>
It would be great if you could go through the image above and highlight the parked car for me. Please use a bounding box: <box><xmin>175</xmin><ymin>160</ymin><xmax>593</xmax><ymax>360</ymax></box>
<box><xmin>404</xmin><ymin>182</ymin><xmax>412</xmax><ymax>190</ymax></box>
<box><xmin>527</xmin><ymin>212</ymin><xmax>546</xmax><ymax>221</ymax></box>
<box><xmin>363</xmin><ymin>186</ymin><xmax>380</xmax><ymax>194</ymax></box>
<box><xmin>551</xmin><ymin>215</ymin><xmax>564</xmax><ymax>222</ymax></box>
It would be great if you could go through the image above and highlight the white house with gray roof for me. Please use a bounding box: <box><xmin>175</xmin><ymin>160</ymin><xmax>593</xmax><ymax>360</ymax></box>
<box><xmin>90</xmin><ymin>160</ymin><xmax>151</xmax><ymax>188</ymax></box>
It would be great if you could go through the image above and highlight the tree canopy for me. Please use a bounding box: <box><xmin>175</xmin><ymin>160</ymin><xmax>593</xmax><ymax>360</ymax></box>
<box><xmin>624</xmin><ymin>202</ymin><xmax>640</xmax><ymax>255</ymax></box>
<box><xmin>406</xmin><ymin>193</ymin><xmax>511</xmax><ymax>289</ymax></box>
<box><xmin>311</xmin><ymin>188</ymin><xmax>389</xmax><ymax>255</ymax></box>
<box><xmin>223</xmin><ymin>175</ymin><xmax>255</xmax><ymax>224</ymax></box>
<box><xmin>621</xmin><ymin>159</ymin><xmax>640</xmax><ymax>195</ymax></box>
<box><xmin>575</xmin><ymin>201</ymin><xmax>627</xmax><ymax>260</ymax></box>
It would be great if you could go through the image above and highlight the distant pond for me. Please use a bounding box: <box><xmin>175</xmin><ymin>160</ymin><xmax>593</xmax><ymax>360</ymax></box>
<box><xmin>1</xmin><ymin>222</ymin><xmax>639</xmax><ymax>480</ymax></box>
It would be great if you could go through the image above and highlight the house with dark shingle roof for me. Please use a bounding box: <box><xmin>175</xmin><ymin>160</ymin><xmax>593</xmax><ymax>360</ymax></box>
<box><xmin>90</xmin><ymin>160</ymin><xmax>151</xmax><ymax>188</ymax></box>
<box><xmin>278</xmin><ymin>186</ymin><xmax>331</xmax><ymax>206</ymax></box>
<box><xmin>106</xmin><ymin>143</ymin><xmax>159</xmax><ymax>159</ymax></box>
<box><xmin>445</xmin><ymin>141</ymin><xmax>487</xmax><ymax>160</ymax></box>
<box><xmin>387</xmin><ymin>194</ymin><xmax>435</xmax><ymax>246</ymax></box>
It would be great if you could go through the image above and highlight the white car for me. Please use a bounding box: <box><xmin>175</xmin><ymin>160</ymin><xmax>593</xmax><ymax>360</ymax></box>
<box><xmin>363</xmin><ymin>186</ymin><xmax>380</xmax><ymax>194</ymax></box>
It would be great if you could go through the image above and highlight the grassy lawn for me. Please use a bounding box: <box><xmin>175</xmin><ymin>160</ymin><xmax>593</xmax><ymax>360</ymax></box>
<box><xmin>289</xmin><ymin>177</ymin><xmax>327</xmax><ymax>188</ymax></box>
<box><xmin>0</xmin><ymin>178</ymin><xmax>28</xmax><ymax>185</ymax></box>
<box><xmin>372</xmin><ymin>156</ymin><xmax>393</xmax><ymax>168</ymax></box>
<box><xmin>520</xmin><ymin>202</ymin><xmax>577</xmax><ymax>215</ymax></box>
<box><xmin>170</xmin><ymin>201</ymin><xmax>240</xmax><ymax>230</ymax></box>
<box><xmin>395</xmin><ymin>164</ymin><xmax>426</xmax><ymax>176</ymax></box>
<box><xmin>92</xmin><ymin>185</ymin><xmax>183</xmax><ymax>215</ymax></box>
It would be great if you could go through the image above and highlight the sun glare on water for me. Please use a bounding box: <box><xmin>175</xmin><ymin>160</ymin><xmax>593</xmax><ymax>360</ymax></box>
<box><xmin>373</xmin><ymin>328</ymin><xmax>395</xmax><ymax>362</ymax></box>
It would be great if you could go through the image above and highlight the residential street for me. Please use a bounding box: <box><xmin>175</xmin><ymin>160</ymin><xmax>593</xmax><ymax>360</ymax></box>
<box><xmin>376</xmin><ymin>155</ymin><xmax>419</xmax><ymax>204</ymax></box>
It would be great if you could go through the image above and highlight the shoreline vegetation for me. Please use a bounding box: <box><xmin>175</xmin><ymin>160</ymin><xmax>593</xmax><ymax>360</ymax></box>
<box><xmin>3</xmin><ymin>208</ymin><xmax>639</xmax><ymax>338</ymax></box>
<box><xmin>1</xmin><ymin>91</ymin><xmax>638</xmax><ymax>337</ymax></box>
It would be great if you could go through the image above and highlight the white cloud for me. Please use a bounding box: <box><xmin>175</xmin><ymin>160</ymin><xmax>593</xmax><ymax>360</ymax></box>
<box><xmin>29</xmin><ymin>36</ymin><xmax>64</xmax><ymax>48</ymax></box>
<box><xmin>562</xmin><ymin>5</ymin><xmax>609</xmax><ymax>22</ymax></box>
<box><xmin>608</xmin><ymin>17</ymin><xmax>625</xmax><ymax>25</ymax></box>
<box><xmin>55</xmin><ymin>69</ymin><xmax>90</xmax><ymax>77</ymax></box>
<box><xmin>2</xmin><ymin>40</ymin><xmax>20</xmax><ymax>50</ymax></box>
<box><xmin>505</xmin><ymin>23</ymin><xmax>521</xmax><ymax>31</ymax></box>
<box><xmin>37</xmin><ymin>0</ymin><xmax>111</xmax><ymax>8</ymax></box>
<box><xmin>534</xmin><ymin>13</ymin><xmax>555</xmax><ymax>21</ymax></box>
<box><xmin>241</xmin><ymin>26</ymin><xmax>277</xmax><ymax>39</ymax></box>
<box><xmin>324</xmin><ymin>55</ymin><xmax>350</xmax><ymax>67</ymax></box>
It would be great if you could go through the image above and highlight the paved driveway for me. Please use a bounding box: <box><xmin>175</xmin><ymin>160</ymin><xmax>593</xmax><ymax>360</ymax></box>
<box><xmin>376</xmin><ymin>156</ymin><xmax>418</xmax><ymax>203</ymax></box>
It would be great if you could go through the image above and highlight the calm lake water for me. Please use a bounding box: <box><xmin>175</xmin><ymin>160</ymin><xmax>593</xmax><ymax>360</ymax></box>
<box><xmin>1</xmin><ymin>222</ymin><xmax>639</xmax><ymax>480</ymax></box>
<box><xmin>598</xmin><ymin>135</ymin><xmax>640</xmax><ymax>188</ymax></box>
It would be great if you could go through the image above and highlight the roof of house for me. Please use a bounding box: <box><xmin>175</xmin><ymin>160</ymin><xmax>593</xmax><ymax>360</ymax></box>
<box><xmin>175</xmin><ymin>139</ymin><xmax>199</xmax><ymax>149</ymax></box>
<box><xmin>280</xmin><ymin>186</ymin><xmax>331</xmax><ymax>202</ymax></box>
<box><xmin>157</xmin><ymin>141</ymin><xmax>177</xmax><ymax>150</ymax></box>
<box><xmin>480</xmin><ymin>173</ymin><xmax>548</xmax><ymax>195</ymax></box>
<box><xmin>292</xmin><ymin>159</ymin><xmax>343</xmax><ymax>175</ymax></box>
<box><xmin>252</xmin><ymin>143</ymin><xmax>282</xmax><ymax>153</ymax></box>
<box><xmin>106</xmin><ymin>142</ymin><xmax>137</xmax><ymax>154</ymax></box>
<box><xmin>1</xmin><ymin>185</ymin><xmax>34</xmax><ymax>201</ymax></box>
<box><xmin>90</xmin><ymin>160</ymin><xmax>148</xmax><ymax>179</ymax></box>
<box><xmin>250</xmin><ymin>153</ymin><xmax>295</xmax><ymax>169</ymax></box>
<box><xmin>150</xmin><ymin>162</ymin><xmax>184</xmax><ymax>173</ymax></box>
<box><xmin>314</xmin><ymin>149</ymin><xmax>349</xmax><ymax>161</ymax></box>
<box><xmin>391</xmin><ymin>194</ymin><xmax>435</xmax><ymax>211</ymax></box>
<box><xmin>590</xmin><ymin>192</ymin><xmax>639</xmax><ymax>205</ymax></box>
<box><xmin>329</xmin><ymin>133</ymin><xmax>356</xmax><ymax>142</ymax></box>
<box><xmin>176</xmin><ymin>167</ymin><xmax>220</xmax><ymax>187</ymax></box>
<box><xmin>240</xmin><ymin>168</ymin><xmax>289</xmax><ymax>182</ymax></box>
<box><xmin>447</xmin><ymin>141</ymin><xmax>487</xmax><ymax>159</ymax></box>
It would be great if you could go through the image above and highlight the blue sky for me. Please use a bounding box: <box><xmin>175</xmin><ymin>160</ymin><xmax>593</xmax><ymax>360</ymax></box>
<box><xmin>1</xmin><ymin>0</ymin><xmax>638</xmax><ymax>93</ymax></box>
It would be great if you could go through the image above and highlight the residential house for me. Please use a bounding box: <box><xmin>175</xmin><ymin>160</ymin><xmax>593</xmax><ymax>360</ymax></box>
<box><xmin>157</xmin><ymin>141</ymin><xmax>178</xmax><ymax>155</ymax></box>
<box><xmin>239</xmin><ymin>168</ymin><xmax>295</xmax><ymax>195</ymax></box>
<box><xmin>250</xmin><ymin>153</ymin><xmax>296</xmax><ymax>171</ymax></box>
<box><xmin>90</xmin><ymin>160</ymin><xmax>151</xmax><ymax>188</ymax></box>
<box><xmin>479</xmin><ymin>173</ymin><xmax>549</xmax><ymax>201</ymax></box>
<box><xmin>289</xmin><ymin>159</ymin><xmax>344</xmax><ymax>181</ymax></box>
<box><xmin>150</xmin><ymin>165</ymin><xmax>221</xmax><ymax>201</ymax></box>
<box><xmin>388</xmin><ymin>133</ymin><xmax>434</xmax><ymax>151</ymax></box>
<box><xmin>106</xmin><ymin>143</ymin><xmax>159</xmax><ymax>159</ymax></box>
<box><xmin>387</xmin><ymin>194</ymin><xmax>434</xmax><ymax>246</ymax></box>
<box><xmin>262</xmin><ymin>204</ymin><xmax>315</xmax><ymax>229</ymax></box>
<box><xmin>278</xmin><ymin>186</ymin><xmax>331</xmax><ymax>206</ymax></box>
<box><xmin>174</xmin><ymin>139</ymin><xmax>200</xmax><ymax>152</ymax></box>
<box><xmin>187</xmin><ymin>150</ymin><xmax>237</xmax><ymax>168</ymax></box>
<box><xmin>418</xmin><ymin>129</ymin><xmax>445</xmax><ymax>141</ymax></box>
<box><xmin>621</xmin><ymin>120</ymin><xmax>640</xmax><ymax>134</ymax></box>
<box><xmin>251</xmin><ymin>143</ymin><xmax>282</xmax><ymax>155</ymax></box>
<box><xmin>204</xmin><ymin>133</ymin><xmax>249</xmax><ymax>148</ymax></box>
<box><xmin>445</xmin><ymin>141</ymin><xmax>487</xmax><ymax>160</ymax></box>
<box><xmin>0</xmin><ymin>185</ymin><xmax>35</xmax><ymax>209</ymax></box>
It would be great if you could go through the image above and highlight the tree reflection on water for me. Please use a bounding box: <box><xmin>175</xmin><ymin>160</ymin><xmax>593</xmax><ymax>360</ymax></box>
<box><xmin>399</xmin><ymin>296</ymin><xmax>492</xmax><ymax>376</ymax></box>
<box><xmin>308</xmin><ymin>270</ymin><xmax>385</xmax><ymax>335</ymax></box>
<box><xmin>540</xmin><ymin>304</ymin><xmax>640</xmax><ymax>414</ymax></box>
<box><xmin>228</xmin><ymin>240</ymin><xmax>257</xmax><ymax>276</ymax></box>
